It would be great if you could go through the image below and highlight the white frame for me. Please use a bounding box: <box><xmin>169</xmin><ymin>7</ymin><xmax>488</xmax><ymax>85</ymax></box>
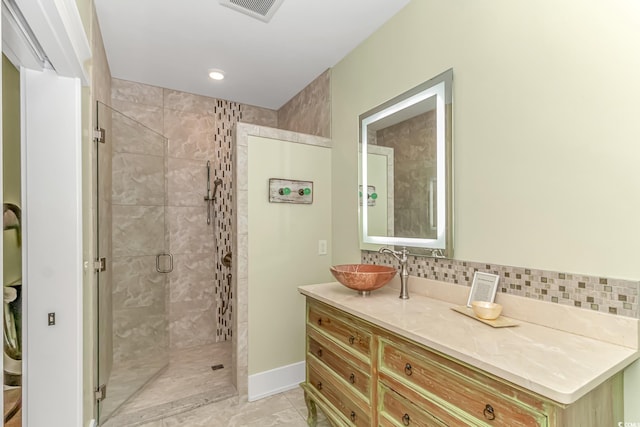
<box><xmin>466</xmin><ymin>272</ymin><xmax>500</xmax><ymax>307</ymax></box>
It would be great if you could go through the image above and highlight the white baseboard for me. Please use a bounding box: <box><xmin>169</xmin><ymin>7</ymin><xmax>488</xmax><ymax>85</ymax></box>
<box><xmin>248</xmin><ymin>361</ymin><xmax>305</xmax><ymax>401</ymax></box>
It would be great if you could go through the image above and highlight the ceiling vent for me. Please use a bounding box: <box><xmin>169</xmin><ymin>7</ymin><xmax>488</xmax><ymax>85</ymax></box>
<box><xmin>219</xmin><ymin>0</ymin><xmax>285</xmax><ymax>23</ymax></box>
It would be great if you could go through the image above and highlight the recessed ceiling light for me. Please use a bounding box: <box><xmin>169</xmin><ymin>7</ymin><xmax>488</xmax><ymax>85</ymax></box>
<box><xmin>208</xmin><ymin>70</ymin><xmax>225</xmax><ymax>80</ymax></box>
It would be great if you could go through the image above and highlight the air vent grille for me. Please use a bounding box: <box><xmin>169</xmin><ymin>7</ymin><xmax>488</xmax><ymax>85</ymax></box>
<box><xmin>219</xmin><ymin>0</ymin><xmax>284</xmax><ymax>22</ymax></box>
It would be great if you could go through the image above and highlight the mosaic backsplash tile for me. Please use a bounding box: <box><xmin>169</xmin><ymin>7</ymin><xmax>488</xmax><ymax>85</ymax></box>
<box><xmin>362</xmin><ymin>251</ymin><xmax>639</xmax><ymax>319</ymax></box>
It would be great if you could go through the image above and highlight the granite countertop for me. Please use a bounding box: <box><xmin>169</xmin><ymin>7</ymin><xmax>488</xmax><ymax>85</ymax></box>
<box><xmin>298</xmin><ymin>281</ymin><xmax>640</xmax><ymax>405</ymax></box>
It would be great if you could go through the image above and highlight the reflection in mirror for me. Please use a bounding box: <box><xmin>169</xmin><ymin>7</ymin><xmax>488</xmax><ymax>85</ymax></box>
<box><xmin>359</xmin><ymin>69</ymin><xmax>453</xmax><ymax>257</ymax></box>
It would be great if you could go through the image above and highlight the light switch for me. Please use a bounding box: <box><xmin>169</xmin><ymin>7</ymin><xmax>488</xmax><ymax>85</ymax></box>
<box><xmin>318</xmin><ymin>240</ymin><xmax>327</xmax><ymax>255</ymax></box>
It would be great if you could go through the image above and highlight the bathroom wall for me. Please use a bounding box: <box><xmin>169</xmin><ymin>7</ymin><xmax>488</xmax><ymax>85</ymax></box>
<box><xmin>330</xmin><ymin>0</ymin><xmax>640</xmax><ymax>420</ymax></box>
<box><xmin>243</xmin><ymin>130</ymin><xmax>332</xmax><ymax>397</ymax></box>
<box><xmin>111</xmin><ymin>79</ymin><xmax>278</xmax><ymax>350</ymax></box>
<box><xmin>2</xmin><ymin>54</ymin><xmax>21</xmax><ymax>285</ymax></box>
<box><xmin>277</xmin><ymin>69</ymin><xmax>331</xmax><ymax>138</ymax></box>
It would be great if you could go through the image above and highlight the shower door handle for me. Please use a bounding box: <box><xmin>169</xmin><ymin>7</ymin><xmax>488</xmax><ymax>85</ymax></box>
<box><xmin>156</xmin><ymin>253</ymin><xmax>173</xmax><ymax>273</ymax></box>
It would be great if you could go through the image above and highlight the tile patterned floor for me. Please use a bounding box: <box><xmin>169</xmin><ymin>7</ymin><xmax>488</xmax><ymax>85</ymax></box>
<box><xmin>102</xmin><ymin>340</ymin><xmax>329</xmax><ymax>426</ymax></box>
<box><xmin>138</xmin><ymin>388</ymin><xmax>329</xmax><ymax>427</ymax></box>
<box><xmin>104</xmin><ymin>342</ymin><xmax>236</xmax><ymax>426</ymax></box>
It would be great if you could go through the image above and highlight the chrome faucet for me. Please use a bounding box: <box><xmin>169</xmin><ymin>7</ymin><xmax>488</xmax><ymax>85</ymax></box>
<box><xmin>378</xmin><ymin>246</ymin><xmax>410</xmax><ymax>299</ymax></box>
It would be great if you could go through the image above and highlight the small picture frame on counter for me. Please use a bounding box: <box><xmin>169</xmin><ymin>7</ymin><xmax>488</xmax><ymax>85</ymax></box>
<box><xmin>466</xmin><ymin>272</ymin><xmax>500</xmax><ymax>307</ymax></box>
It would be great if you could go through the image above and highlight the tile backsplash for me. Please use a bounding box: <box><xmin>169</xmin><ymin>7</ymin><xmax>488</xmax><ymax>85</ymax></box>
<box><xmin>362</xmin><ymin>251</ymin><xmax>639</xmax><ymax>319</ymax></box>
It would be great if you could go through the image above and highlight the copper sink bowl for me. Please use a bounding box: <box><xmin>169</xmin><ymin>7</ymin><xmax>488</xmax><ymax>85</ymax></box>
<box><xmin>330</xmin><ymin>264</ymin><xmax>397</xmax><ymax>296</ymax></box>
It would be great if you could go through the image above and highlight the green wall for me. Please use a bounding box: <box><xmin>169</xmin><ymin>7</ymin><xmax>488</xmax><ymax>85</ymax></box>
<box><xmin>3</xmin><ymin>54</ymin><xmax>22</xmax><ymax>286</ymax></box>
<box><xmin>330</xmin><ymin>0</ymin><xmax>640</xmax><ymax>421</ymax></box>
<box><xmin>248</xmin><ymin>135</ymin><xmax>332</xmax><ymax>376</ymax></box>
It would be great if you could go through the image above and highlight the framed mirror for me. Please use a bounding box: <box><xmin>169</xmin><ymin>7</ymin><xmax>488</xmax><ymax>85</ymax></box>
<box><xmin>359</xmin><ymin>69</ymin><xmax>453</xmax><ymax>257</ymax></box>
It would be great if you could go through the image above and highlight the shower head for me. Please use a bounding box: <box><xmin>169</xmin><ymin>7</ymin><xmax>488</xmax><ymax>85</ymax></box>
<box><xmin>212</xmin><ymin>178</ymin><xmax>223</xmax><ymax>197</ymax></box>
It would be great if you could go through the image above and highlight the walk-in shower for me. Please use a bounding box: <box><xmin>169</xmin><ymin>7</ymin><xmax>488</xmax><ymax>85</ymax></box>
<box><xmin>95</xmin><ymin>100</ymin><xmax>238</xmax><ymax>426</ymax></box>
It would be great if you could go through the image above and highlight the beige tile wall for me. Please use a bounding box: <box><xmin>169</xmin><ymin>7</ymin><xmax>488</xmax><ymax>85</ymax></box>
<box><xmin>277</xmin><ymin>69</ymin><xmax>331</xmax><ymax>138</ymax></box>
<box><xmin>111</xmin><ymin>78</ymin><xmax>278</xmax><ymax>350</ymax></box>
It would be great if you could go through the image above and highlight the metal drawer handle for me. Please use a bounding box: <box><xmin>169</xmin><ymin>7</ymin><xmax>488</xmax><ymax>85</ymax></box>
<box><xmin>316</xmin><ymin>382</ymin><xmax>322</xmax><ymax>390</ymax></box>
<box><xmin>349</xmin><ymin>373</ymin><xmax>355</xmax><ymax>384</ymax></box>
<box><xmin>402</xmin><ymin>413</ymin><xmax>411</xmax><ymax>426</ymax></box>
<box><xmin>483</xmin><ymin>404</ymin><xmax>495</xmax><ymax>420</ymax></box>
<box><xmin>404</xmin><ymin>363</ymin><xmax>413</xmax><ymax>376</ymax></box>
<box><xmin>317</xmin><ymin>318</ymin><xmax>322</xmax><ymax>326</ymax></box>
<box><xmin>348</xmin><ymin>335</ymin><xmax>355</xmax><ymax>345</ymax></box>
<box><xmin>317</xmin><ymin>349</ymin><xmax>323</xmax><ymax>358</ymax></box>
<box><xmin>350</xmin><ymin>411</ymin><xmax>356</xmax><ymax>422</ymax></box>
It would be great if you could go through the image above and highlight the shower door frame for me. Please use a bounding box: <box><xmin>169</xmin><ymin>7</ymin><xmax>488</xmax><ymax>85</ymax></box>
<box><xmin>95</xmin><ymin>101</ymin><xmax>171</xmax><ymax>424</ymax></box>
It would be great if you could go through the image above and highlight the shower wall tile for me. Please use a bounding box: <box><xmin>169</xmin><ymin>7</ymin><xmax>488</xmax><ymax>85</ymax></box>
<box><xmin>235</xmin><ymin>190</ymin><xmax>248</xmax><ymax>235</ymax></box>
<box><xmin>112</xmin><ymin>78</ymin><xmax>163</xmax><ymax>107</ymax></box>
<box><xmin>113</xmin><ymin>307</ymin><xmax>168</xmax><ymax>363</ymax></box>
<box><xmin>112</xmin><ymin>112</ymin><xmax>165</xmax><ymax>157</ymax></box>
<box><xmin>112</xmin><ymin>256</ymin><xmax>166</xmax><ymax>309</ymax></box>
<box><xmin>112</xmin><ymin>152</ymin><xmax>165</xmax><ymax>206</ymax></box>
<box><xmin>112</xmin><ymin>78</ymin><xmax>297</xmax><ymax>348</ymax></box>
<box><xmin>167</xmin><ymin>157</ymin><xmax>208</xmax><ymax>207</ymax></box>
<box><xmin>112</xmin><ymin>205</ymin><xmax>166</xmax><ymax>257</ymax></box>
<box><xmin>277</xmin><ymin>68</ymin><xmax>331</xmax><ymax>138</ymax></box>
<box><xmin>169</xmin><ymin>303</ymin><xmax>217</xmax><ymax>349</ymax></box>
<box><xmin>167</xmin><ymin>206</ymin><xmax>214</xmax><ymax>254</ymax></box>
<box><xmin>234</xmin><ymin>320</ymin><xmax>248</xmax><ymax>398</ymax></box>
<box><xmin>164</xmin><ymin>89</ymin><xmax>216</xmax><ymax>115</ymax></box>
<box><xmin>111</xmin><ymin>99</ymin><xmax>164</xmax><ymax>135</ymax></box>
<box><xmin>235</xmin><ymin>145</ymin><xmax>249</xmax><ymax>191</ymax></box>
<box><xmin>92</xmin><ymin>10</ymin><xmax>112</xmax><ymax>106</ymax></box>
<box><xmin>164</xmin><ymin>109</ymin><xmax>216</xmax><ymax>160</ymax></box>
<box><xmin>240</xmin><ymin>104</ymin><xmax>278</xmax><ymax>127</ymax></box>
<box><xmin>169</xmin><ymin>253</ymin><xmax>216</xmax><ymax>303</ymax></box>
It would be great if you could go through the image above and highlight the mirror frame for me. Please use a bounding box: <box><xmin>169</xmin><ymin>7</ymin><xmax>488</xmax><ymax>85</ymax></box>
<box><xmin>359</xmin><ymin>68</ymin><xmax>453</xmax><ymax>257</ymax></box>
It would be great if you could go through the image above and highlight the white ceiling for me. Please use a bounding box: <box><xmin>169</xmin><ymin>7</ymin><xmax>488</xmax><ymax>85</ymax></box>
<box><xmin>94</xmin><ymin>0</ymin><xmax>410</xmax><ymax>110</ymax></box>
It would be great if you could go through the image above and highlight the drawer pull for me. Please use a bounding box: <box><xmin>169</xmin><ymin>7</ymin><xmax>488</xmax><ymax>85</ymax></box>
<box><xmin>404</xmin><ymin>363</ymin><xmax>413</xmax><ymax>376</ymax></box>
<box><xmin>483</xmin><ymin>404</ymin><xmax>495</xmax><ymax>420</ymax></box>
<box><xmin>350</xmin><ymin>411</ymin><xmax>357</xmax><ymax>422</ymax></box>
<box><xmin>402</xmin><ymin>413</ymin><xmax>411</xmax><ymax>426</ymax></box>
<box><xmin>348</xmin><ymin>335</ymin><xmax>355</xmax><ymax>345</ymax></box>
<box><xmin>317</xmin><ymin>348</ymin><xmax>323</xmax><ymax>358</ymax></box>
<box><xmin>349</xmin><ymin>373</ymin><xmax>355</xmax><ymax>384</ymax></box>
<box><xmin>316</xmin><ymin>381</ymin><xmax>323</xmax><ymax>390</ymax></box>
<box><xmin>317</xmin><ymin>318</ymin><xmax>322</xmax><ymax>326</ymax></box>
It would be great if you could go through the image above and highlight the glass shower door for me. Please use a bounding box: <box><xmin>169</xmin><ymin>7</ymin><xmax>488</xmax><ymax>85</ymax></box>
<box><xmin>96</xmin><ymin>102</ymin><xmax>170</xmax><ymax>423</ymax></box>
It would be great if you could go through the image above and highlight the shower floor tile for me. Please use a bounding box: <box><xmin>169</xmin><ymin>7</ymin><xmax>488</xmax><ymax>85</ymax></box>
<box><xmin>104</xmin><ymin>341</ymin><xmax>234</xmax><ymax>426</ymax></box>
<box><xmin>138</xmin><ymin>388</ymin><xmax>331</xmax><ymax>427</ymax></box>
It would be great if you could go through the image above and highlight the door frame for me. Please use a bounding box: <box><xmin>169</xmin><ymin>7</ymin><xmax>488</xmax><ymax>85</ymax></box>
<box><xmin>2</xmin><ymin>0</ymin><xmax>91</xmax><ymax>425</ymax></box>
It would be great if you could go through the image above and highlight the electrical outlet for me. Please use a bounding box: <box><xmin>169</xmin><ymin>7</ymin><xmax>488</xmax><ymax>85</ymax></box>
<box><xmin>318</xmin><ymin>240</ymin><xmax>327</xmax><ymax>255</ymax></box>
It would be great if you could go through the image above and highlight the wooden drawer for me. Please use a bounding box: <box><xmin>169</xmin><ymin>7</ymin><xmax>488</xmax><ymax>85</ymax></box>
<box><xmin>379</xmin><ymin>338</ymin><xmax>548</xmax><ymax>427</ymax></box>
<box><xmin>308</xmin><ymin>301</ymin><xmax>371</xmax><ymax>358</ymax></box>
<box><xmin>379</xmin><ymin>383</ymin><xmax>449</xmax><ymax>427</ymax></box>
<box><xmin>308</xmin><ymin>359</ymin><xmax>371</xmax><ymax>426</ymax></box>
<box><xmin>308</xmin><ymin>334</ymin><xmax>371</xmax><ymax>399</ymax></box>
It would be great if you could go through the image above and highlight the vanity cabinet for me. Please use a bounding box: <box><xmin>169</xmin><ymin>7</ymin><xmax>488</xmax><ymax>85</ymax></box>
<box><xmin>302</xmin><ymin>298</ymin><xmax>623</xmax><ymax>427</ymax></box>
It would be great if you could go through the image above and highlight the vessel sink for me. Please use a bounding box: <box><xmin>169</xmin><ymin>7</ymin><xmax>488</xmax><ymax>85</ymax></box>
<box><xmin>330</xmin><ymin>264</ymin><xmax>397</xmax><ymax>296</ymax></box>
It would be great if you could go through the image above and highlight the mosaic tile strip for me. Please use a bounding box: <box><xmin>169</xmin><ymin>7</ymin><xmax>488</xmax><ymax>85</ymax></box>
<box><xmin>361</xmin><ymin>251</ymin><xmax>639</xmax><ymax>319</ymax></box>
<box><xmin>214</xmin><ymin>100</ymin><xmax>242</xmax><ymax>341</ymax></box>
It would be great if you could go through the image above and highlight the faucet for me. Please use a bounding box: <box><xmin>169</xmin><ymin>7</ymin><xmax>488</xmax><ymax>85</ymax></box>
<box><xmin>378</xmin><ymin>246</ymin><xmax>410</xmax><ymax>299</ymax></box>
